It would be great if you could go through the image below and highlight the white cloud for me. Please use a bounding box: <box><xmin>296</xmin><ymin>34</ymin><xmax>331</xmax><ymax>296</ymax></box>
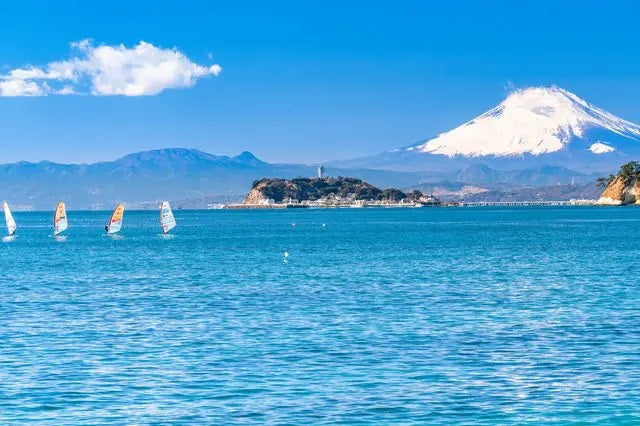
<box><xmin>0</xmin><ymin>39</ymin><xmax>222</xmax><ymax>97</ymax></box>
<box><xmin>0</xmin><ymin>79</ymin><xmax>47</xmax><ymax>96</ymax></box>
<box><xmin>56</xmin><ymin>85</ymin><xmax>77</xmax><ymax>95</ymax></box>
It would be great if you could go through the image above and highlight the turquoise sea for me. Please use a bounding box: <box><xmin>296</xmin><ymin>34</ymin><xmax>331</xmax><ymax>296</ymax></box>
<box><xmin>1</xmin><ymin>207</ymin><xmax>640</xmax><ymax>424</ymax></box>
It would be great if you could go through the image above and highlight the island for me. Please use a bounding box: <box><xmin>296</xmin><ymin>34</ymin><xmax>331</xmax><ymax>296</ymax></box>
<box><xmin>597</xmin><ymin>161</ymin><xmax>640</xmax><ymax>205</ymax></box>
<box><xmin>226</xmin><ymin>177</ymin><xmax>441</xmax><ymax>208</ymax></box>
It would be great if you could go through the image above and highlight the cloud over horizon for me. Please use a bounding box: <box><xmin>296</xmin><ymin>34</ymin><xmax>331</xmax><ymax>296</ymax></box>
<box><xmin>0</xmin><ymin>39</ymin><xmax>222</xmax><ymax>97</ymax></box>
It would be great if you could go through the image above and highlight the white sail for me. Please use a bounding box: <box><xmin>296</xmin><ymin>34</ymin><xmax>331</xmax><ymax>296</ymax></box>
<box><xmin>3</xmin><ymin>202</ymin><xmax>16</xmax><ymax>236</ymax></box>
<box><xmin>54</xmin><ymin>202</ymin><xmax>68</xmax><ymax>235</ymax></box>
<box><xmin>160</xmin><ymin>201</ymin><xmax>176</xmax><ymax>234</ymax></box>
<box><xmin>106</xmin><ymin>203</ymin><xmax>125</xmax><ymax>234</ymax></box>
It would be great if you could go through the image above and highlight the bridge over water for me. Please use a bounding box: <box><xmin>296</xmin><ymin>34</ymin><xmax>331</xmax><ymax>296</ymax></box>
<box><xmin>458</xmin><ymin>200</ymin><xmax>596</xmax><ymax>207</ymax></box>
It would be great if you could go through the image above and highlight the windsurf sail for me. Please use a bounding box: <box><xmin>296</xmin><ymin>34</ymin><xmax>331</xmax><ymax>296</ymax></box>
<box><xmin>53</xmin><ymin>202</ymin><xmax>68</xmax><ymax>235</ymax></box>
<box><xmin>106</xmin><ymin>203</ymin><xmax>125</xmax><ymax>234</ymax></box>
<box><xmin>160</xmin><ymin>201</ymin><xmax>176</xmax><ymax>234</ymax></box>
<box><xmin>3</xmin><ymin>202</ymin><xmax>16</xmax><ymax>236</ymax></box>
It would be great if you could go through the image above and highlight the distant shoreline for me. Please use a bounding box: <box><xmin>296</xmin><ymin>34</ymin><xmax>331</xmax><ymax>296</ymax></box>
<box><xmin>5</xmin><ymin>199</ymin><xmax>616</xmax><ymax>213</ymax></box>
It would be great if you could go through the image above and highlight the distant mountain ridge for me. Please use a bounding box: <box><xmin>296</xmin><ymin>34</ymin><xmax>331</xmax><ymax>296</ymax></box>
<box><xmin>0</xmin><ymin>148</ymin><xmax>426</xmax><ymax>210</ymax></box>
<box><xmin>452</xmin><ymin>183</ymin><xmax>601</xmax><ymax>203</ymax></box>
<box><xmin>110</xmin><ymin>148</ymin><xmax>267</xmax><ymax>169</ymax></box>
<box><xmin>454</xmin><ymin>163</ymin><xmax>597</xmax><ymax>186</ymax></box>
<box><xmin>0</xmin><ymin>146</ymin><xmax>607</xmax><ymax>210</ymax></box>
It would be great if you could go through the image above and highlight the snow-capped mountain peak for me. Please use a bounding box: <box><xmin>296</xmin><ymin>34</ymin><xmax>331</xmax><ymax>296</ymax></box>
<box><xmin>411</xmin><ymin>86</ymin><xmax>640</xmax><ymax>157</ymax></box>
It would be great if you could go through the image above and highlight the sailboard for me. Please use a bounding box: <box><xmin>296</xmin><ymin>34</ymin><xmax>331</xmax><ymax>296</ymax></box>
<box><xmin>106</xmin><ymin>203</ymin><xmax>125</xmax><ymax>234</ymax></box>
<box><xmin>159</xmin><ymin>201</ymin><xmax>176</xmax><ymax>234</ymax></box>
<box><xmin>53</xmin><ymin>202</ymin><xmax>68</xmax><ymax>235</ymax></box>
<box><xmin>3</xmin><ymin>202</ymin><xmax>16</xmax><ymax>236</ymax></box>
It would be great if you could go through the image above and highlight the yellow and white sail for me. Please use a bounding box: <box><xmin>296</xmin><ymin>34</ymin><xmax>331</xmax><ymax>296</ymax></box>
<box><xmin>106</xmin><ymin>203</ymin><xmax>125</xmax><ymax>234</ymax></box>
<box><xmin>3</xmin><ymin>202</ymin><xmax>16</xmax><ymax>236</ymax></box>
<box><xmin>53</xmin><ymin>202</ymin><xmax>68</xmax><ymax>235</ymax></box>
<box><xmin>160</xmin><ymin>201</ymin><xmax>176</xmax><ymax>234</ymax></box>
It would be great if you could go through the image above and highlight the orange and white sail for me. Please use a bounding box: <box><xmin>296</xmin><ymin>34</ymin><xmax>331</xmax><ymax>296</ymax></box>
<box><xmin>3</xmin><ymin>202</ymin><xmax>16</xmax><ymax>236</ymax></box>
<box><xmin>53</xmin><ymin>202</ymin><xmax>68</xmax><ymax>235</ymax></box>
<box><xmin>106</xmin><ymin>203</ymin><xmax>125</xmax><ymax>234</ymax></box>
<box><xmin>159</xmin><ymin>201</ymin><xmax>176</xmax><ymax>234</ymax></box>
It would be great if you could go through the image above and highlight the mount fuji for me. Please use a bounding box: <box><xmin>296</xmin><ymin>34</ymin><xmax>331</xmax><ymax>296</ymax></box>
<box><xmin>335</xmin><ymin>86</ymin><xmax>640</xmax><ymax>174</ymax></box>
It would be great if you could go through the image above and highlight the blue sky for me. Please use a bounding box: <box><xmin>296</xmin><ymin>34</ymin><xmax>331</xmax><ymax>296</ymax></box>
<box><xmin>1</xmin><ymin>0</ymin><xmax>639</xmax><ymax>164</ymax></box>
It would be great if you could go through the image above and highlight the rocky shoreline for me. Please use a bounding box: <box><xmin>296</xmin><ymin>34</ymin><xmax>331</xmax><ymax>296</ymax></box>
<box><xmin>597</xmin><ymin>162</ymin><xmax>640</xmax><ymax>205</ymax></box>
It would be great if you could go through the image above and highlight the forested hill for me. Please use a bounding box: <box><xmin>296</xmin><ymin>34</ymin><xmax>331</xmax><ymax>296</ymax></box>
<box><xmin>244</xmin><ymin>177</ymin><xmax>416</xmax><ymax>203</ymax></box>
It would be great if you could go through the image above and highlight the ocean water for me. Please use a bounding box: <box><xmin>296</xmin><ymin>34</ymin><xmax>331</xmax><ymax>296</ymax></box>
<box><xmin>1</xmin><ymin>207</ymin><xmax>640</xmax><ymax>424</ymax></box>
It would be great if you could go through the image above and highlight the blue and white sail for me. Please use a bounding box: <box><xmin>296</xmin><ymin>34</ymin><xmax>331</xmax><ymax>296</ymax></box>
<box><xmin>3</xmin><ymin>202</ymin><xmax>16</xmax><ymax>236</ymax></box>
<box><xmin>160</xmin><ymin>201</ymin><xmax>176</xmax><ymax>234</ymax></box>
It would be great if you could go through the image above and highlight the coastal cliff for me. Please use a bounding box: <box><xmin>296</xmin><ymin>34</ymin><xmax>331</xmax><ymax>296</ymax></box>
<box><xmin>244</xmin><ymin>177</ymin><xmax>416</xmax><ymax>204</ymax></box>
<box><xmin>597</xmin><ymin>162</ymin><xmax>640</xmax><ymax>205</ymax></box>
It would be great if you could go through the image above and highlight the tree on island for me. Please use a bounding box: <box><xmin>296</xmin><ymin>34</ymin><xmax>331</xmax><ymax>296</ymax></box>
<box><xmin>379</xmin><ymin>188</ymin><xmax>406</xmax><ymax>202</ymax></box>
<box><xmin>598</xmin><ymin>161</ymin><xmax>640</xmax><ymax>189</ymax></box>
<box><xmin>618</xmin><ymin>161</ymin><xmax>640</xmax><ymax>180</ymax></box>
<box><xmin>596</xmin><ymin>175</ymin><xmax>616</xmax><ymax>189</ymax></box>
<box><xmin>407</xmin><ymin>190</ymin><xmax>424</xmax><ymax>201</ymax></box>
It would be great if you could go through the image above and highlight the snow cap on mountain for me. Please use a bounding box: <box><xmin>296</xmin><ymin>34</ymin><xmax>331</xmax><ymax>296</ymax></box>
<box><xmin>411</xmin><ymin>86</ymin><xmax>640</xmax><ymax>157</ymax></box>
<box><xmin>589</xmin><ymin>142</ymin><xmax>615</xmax><ymax>154</ymax></box>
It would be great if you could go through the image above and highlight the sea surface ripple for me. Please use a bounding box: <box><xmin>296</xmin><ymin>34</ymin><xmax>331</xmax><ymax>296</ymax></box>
<box><xmin>1</xmin><ymin>207</ymin><xmax>639</xmax><ymax>424</ymax></box>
